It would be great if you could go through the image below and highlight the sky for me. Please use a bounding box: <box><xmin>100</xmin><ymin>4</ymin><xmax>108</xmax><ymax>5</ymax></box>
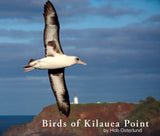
<box><xmin>0</xmin><ymin>0</ymin><xmax>160</xmax><ymax>115</ymax></box>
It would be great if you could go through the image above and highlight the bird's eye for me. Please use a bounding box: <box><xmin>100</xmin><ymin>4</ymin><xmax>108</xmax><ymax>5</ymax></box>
<box><xmin>76</xmin><ymin>58</ymin><xmax>79</xmax><ymax>61</ymax></box>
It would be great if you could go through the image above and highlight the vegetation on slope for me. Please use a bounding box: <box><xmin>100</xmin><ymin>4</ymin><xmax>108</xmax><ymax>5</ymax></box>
<box><xmin>126</xmin><ymin>96</ymin><xmax>160</xmax><ymax>122</ymax></box>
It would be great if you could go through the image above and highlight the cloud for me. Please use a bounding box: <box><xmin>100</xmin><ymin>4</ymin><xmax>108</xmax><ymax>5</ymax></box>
<box><xmin>91</xmin><ymin>3</ymin><xmax>144</xmax><ymax>17</ymax></box>
<box><xmin>0</xmin><ymin>24</ymin><xmax>160</xmax><ymax>67</ymax></box>
<box><xmin>129</xmin><ymin>13</ymin><xmax>160</xmax><ymax>27</ymax></box>
<box><xmin>1</xmin><ymin>25</ymin><xmax>159</xmax><ymax>49</ymax></box>
<box><xmin>147</xmin><ymin>14</ymin><xmax>160</xmax><ymax>22</ymax></box>
<box><xmin>0</xmin><ymin>29</ymin><xmax>42</xmax><ymax>39</ymax></box>
<box><xmin>0</xmin><ymin>0</ymin><xmax>144</xmax><ymax>22</ymax></box>
<box><xmin>60</xmin><ymin>26</ymin><xmax>160</xmax><ymax>52</ymax></box>
<box><xmin>142</xmin><ymin>14</ymin><xmax>160</xmax><ymax>26</ymax></box>
<box><xmin>0</xmin><ymin>0</ymin><xmax>44</xmax><ymax>18</ymax></box>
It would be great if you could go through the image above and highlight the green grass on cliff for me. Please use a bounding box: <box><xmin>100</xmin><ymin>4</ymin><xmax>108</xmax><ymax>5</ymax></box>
<box><xmin>125</xmin><ymin>96</ymin><xmax>160</xmax><ymax>122</ymax></box>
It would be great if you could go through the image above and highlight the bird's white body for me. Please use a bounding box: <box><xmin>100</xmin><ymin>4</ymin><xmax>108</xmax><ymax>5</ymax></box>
<box><xmin>30</xmin><ymin>55</ymin><xmax>77</xmax><ymax>69</ymax></box>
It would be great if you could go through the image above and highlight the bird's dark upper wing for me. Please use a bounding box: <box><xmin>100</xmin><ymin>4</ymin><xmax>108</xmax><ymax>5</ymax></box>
<box><xmin>43</xmin><ymin>1</ymin><xmax>63</xmax><ymax>57</ymax></box>
<box><xmin>48</xmin><ymin>68</ymin><xmax>70</xmax><ymax>117</ymax></box>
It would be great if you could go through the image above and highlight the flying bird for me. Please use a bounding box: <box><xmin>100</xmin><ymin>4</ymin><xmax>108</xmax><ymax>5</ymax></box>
<box><xmin>24</xmin><ymin>0</ymin><xmax>87</xmax><ymax>117</ymax></box>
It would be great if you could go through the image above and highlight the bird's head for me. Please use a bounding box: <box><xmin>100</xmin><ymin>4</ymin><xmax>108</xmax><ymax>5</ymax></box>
<box><xmin>71</xmin><ymin>56</ymin><xmax>87</xmax><ymax>66</ymax></box>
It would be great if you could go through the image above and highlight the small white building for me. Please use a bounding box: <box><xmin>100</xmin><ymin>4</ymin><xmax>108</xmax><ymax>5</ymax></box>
<box><xmin>74</xmin><ymin>94</ymin><xmax>78</xmax><ymax>104</ymax></box>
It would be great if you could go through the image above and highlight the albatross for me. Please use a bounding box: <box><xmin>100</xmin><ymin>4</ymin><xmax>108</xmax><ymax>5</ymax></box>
<box><xmin>24</xmin><ymin>0</ymin><xmax>87</xmax><ymax>117</ymax></box>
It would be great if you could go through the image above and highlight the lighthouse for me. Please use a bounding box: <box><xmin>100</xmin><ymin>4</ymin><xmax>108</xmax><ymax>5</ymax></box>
<box><xmin>74</xmin><ymin>94</ymin><xmax>78</xmax><ymax>104</ymax></box>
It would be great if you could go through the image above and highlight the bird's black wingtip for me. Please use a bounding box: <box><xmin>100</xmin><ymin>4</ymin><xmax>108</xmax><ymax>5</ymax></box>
<box><xmin>45</xmin><ymin>0</ymin><xmax>52</xmax><ymax>5</ymax></box>
<box><xmin>61</xmin><ymin>107</ymin><xmax>70</xmax><ymax>117</ymax></box>
<box><xmin>44</xmin><ymin>0</ymin><xmax>56</xmax><ymax>15</ymax></box>
<box><xmin>65</xmin><ymin>110</ymin><xmax>70</xmax><ymax>117</ymax></box>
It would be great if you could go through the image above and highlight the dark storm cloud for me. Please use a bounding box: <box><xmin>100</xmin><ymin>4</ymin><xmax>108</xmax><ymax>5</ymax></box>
<box><xmin>60</xmin><ymin>26</ymin><xmax>160</xmax><ymax>51</ymax></box>
<box><xmin>91</xmin><ymin>3</ymin><xmax>144</xmax><ymax>17</ymax></box>
<box><xmin>0</xmin><ymin>0</ymin><xmax>44</xmax><ymax>18</ymax></box>
<box><xmin>55</xmin><ymin>1</ymin><xmax>143</xmax><ymax>20</ymax></box>
<box><xmin>0</xmin><ymin>29</ymin><xmax>42</xmax><ymax>39</ymax></box>
<box><xmin>60</xmin><ymin>25</ymin><xmax>160</xmax><ymax>81</ymax></box>
<box><xmin>1</xmin><ymin>25</ymin><xmax>159</xmax><ymax>49</ymax></box>
<box><xmin>129</xmin><ymin>14</ymin><xmax>160</xmax><ymax>28</ymax></box>
<box><xmin>2</xmin><ymin>25</ymin><xmax>158</xmax><ymax>80</ymax></box>
<box><xmin>1</xmin><ymin>25</ymin><xmax>160</xmax><ymax>58</ymax></box>
<box><xmin>145</xmin><ymin>14</ymin><xmax>160</xmax><ymax>25</ymax></box>
<box><xmin>0</xmin><ymin>0</ymin><xmax>143</xmax><ymax>21</ymax></box>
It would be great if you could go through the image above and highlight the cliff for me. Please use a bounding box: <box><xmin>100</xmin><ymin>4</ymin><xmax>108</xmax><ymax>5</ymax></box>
<box><xmin>3</xmin><ymin>98</ymin><xmax>160</xmax><ymax>136</ymax></box>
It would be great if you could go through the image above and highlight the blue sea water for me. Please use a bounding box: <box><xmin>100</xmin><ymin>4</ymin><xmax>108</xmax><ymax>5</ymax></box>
<box><xmin>0</xmin><ymin>115</ymin><xmax>35</xmax><ymax>136</ymax></box>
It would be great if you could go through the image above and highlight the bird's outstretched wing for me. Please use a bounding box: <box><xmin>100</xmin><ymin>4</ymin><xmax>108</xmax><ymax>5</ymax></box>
<box><xmin>44</xmin><ymin>1</ymin><xmax>70</xmax><ymax>117</ymax></box>
<box><xmin>48</xmin><ymin>69</ymin><xmax>70</xmax><ymax>117</ymax></box>
<box><xmin>43</xmin><ymin>0</ymin><xmax>63</xmax><ymax>57</ymax></box>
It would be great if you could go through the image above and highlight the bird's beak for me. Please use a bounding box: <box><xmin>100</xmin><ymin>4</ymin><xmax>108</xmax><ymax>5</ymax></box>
<box><xmin>78</xmin><ymin>60</ymin><xmax>87</xmax><ymax>66</ymax></box>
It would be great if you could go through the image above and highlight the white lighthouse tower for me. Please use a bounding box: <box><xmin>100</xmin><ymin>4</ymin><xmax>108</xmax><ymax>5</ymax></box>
<box><xmin>74</xmin><ymin>94</ymin><xmax>78</xmax><ymax>104</ymax></box>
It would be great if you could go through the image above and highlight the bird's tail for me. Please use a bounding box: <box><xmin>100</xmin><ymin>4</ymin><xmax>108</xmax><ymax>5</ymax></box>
<box><xmin>24</xmin><ymin>59</ymin><xmax>36</xmax><ymax>72</ymax></box>
<box><xmin>24</xmin><ymin>66</ymin><xmax>35</xmax><ymax>72</ymax></box>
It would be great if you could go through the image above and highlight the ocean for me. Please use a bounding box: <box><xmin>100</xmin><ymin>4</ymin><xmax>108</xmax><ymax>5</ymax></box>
<box><xmin>0</xmin><ymin>115</ymin><xmax>35</xmax><ymax>136</ymax></box>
